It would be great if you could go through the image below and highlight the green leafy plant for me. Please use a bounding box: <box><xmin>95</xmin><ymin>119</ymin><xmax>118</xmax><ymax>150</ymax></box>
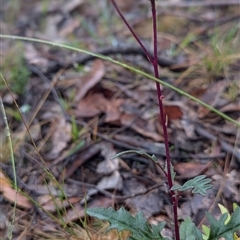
<box><xmin>202</xmin><ymin>204</ymin><xmax>240</xmax><ymax>240</ymax></box>
<box><xmin>87</xmin><ymin>207</ymin><xmax>168</xmax><ymax>240</ymax></box>
<box><xmin>171</xmin><ymin>175</ymin><xmax>212</xmax><ymax>196</ymax></box>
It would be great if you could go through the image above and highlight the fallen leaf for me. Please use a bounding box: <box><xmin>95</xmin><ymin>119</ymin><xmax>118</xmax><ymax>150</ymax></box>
<box><xmin>220</xmin><ymin>102</ymin><xmax>240</xmax><ymax>113</ymax></box>
<box><xmin>24</xmin><ymin>44</ymin><xmax>49</xmax><ymax>72</ymax></box>
<box><xmin>223</xmin><ymin>170</ymin><xmax>240</xmax><ymax>202</ymax></box>
<box><xmin>76</xmin><ymin>93</ymin><xmax>108</xmax><ymax>118</ymax></box>
<box><xmin>46</xmin><ymin>118</ymin><xmax>72</xmax><ymax>160</ymax></box>
<box><xmin>198</xmin><ymin>80</ymin><xmax>227</xmax><ymax>118</ymax></box>
<box><xmin>175</xmin><ymin>162</ymin><xmax>210</xmax><ymax>179</ymax></box>
<box><xmin>120</xmin><ymin>113</ymin><xmax>163</xmax><ymax>141</ymax></box>
<box><xmin>76</xmin><ymin>92</ymin><xmax>123</xmax><ymax>122</ymax></box>
<box><xmin>126</xmin><ymin>192</ymin><xmax>163</xmax><ymax>218</ymax></box>
<box><xmin>96</xmin><ymin>142</ymin><xmax>119</xmax><ymax>174</ymax></box>
<box><xmin>163</xmin><ymin>105</ymin><xmax>183</xmax><ymax>121</ymax></box>
<box><xmin>0</xmin><ymin>170</ymin><xmax>11</xmax><ymax>187</ymax></box>
<box><xmin>96</xmin><ymin>171</ymin><xmax>122</xmax><ymax>191</ymax></box>
<box><xmin>0</xmin><ymin>170</ymin><xmax>32</xmax><ymax>209</ymax></box>
<box><xmin>59</xmin><ymin>18</ymin><xmax>81</xmax><ymax>37</ymax></box>
<box><xmin>75</xmin><ymin>60</ymin><xmax>105</xmax><ymax>102</ymax></box>
<box><xmin>38</xmin><ymin>195</ymin><xmax>81</xmax><ymax>212</ymax></box>
<box><xmin>63</xmin><ymin>197</ymin><xmax>112</xmax><ymax>222</ymax></box>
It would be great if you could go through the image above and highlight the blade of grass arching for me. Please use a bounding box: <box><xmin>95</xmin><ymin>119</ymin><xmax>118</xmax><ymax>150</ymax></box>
<box><xmin>0</xmin><ymin>97</ymin><xmax>17</xmax><ymax>239</ymax></box>
<box><xmin>0</xmin><ymin>34</ymin><xmax>239</xmax><ymax>127</ymax></box>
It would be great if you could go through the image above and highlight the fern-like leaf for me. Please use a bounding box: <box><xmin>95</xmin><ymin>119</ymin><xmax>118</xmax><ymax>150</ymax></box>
<box><xmin>180</xmin><ymin>217</ymin><xmax>202</xmax><ymax>240</ymax></box>
<box><xmin>205</xmin><ymin>206</ymin><xmax>240</xmax><ymax>240</ymax></box>
<box><xmin>171</xmin><ymin>175</ymin><xmax>212</xmax><ymax>196</ymax></box>
<box><xmin>86</xmin><ymin>207</ymin><xmax>170</xmax><ymax>240</ymax></box>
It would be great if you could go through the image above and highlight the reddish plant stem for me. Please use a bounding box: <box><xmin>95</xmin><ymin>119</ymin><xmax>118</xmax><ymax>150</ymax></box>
<box><xmin>149</xmin><ymin>1</ymin><xmax>180</xmax><ymax>239</ymax></box>
<box><xmin>110</xmin><ymin>0</ymin><xmax>153</xmax><ymax>63</ymax></box>
<box><xmin>111</xmin><ymin>0</ymin><xmax>180</xmax><ymax>239</ymax></box>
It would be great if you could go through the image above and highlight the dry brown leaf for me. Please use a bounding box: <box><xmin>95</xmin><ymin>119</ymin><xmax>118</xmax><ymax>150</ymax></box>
<box><xmin>175</xmin><ymin>162</ymin><xmax>210</xmax><ymax>179</ymax></box>
<box><xmin>46</xmin><ymin>118</ymin><xmax>72</xmax><ymax>160</ymax></box>
<box><xmin>63</xmin><ymin>197</ymin><xmax>113</xmax><ymax>222</ymax></box>
<box><xmin>0</xmin><ymin>170</ymin><xmax>32</xmax><ymax>209</ymax></box>
<box><xmin>59</xmin><ymin>18</ymin><xmax>81</xmax><ymax>37</ymax></box>
<box><xmin>198</xmin><ymin>80</ymin><xmax>226</xmax><ymax>118</ymax></box>
<box><xmin>76</xmin><ymin>93</ymin><xmax>108</xmax><ymax>118</ymax></box>
<box><xmin>120</xmin><ymin>113</ymin><xmax>163</xmax><ymax>141</ymax></box>
<box><xmin>220</xmin><ymin>102</ymin><xmax>240</xmax><ymax>112</ymax></box>
<box><xmin>163</xmin><ymin>105</ymin><xmax>183</xmax><ymax>121</ymax></box>
<box><xmin>75</xmin><ymin>60</ymin><xmax>105</xmax><ymax>102</ymax></box>
<box><xmin>0</xmin><ymin>170</ymin><xmax>11</xmax><ymax>187</ymax></box>
<box><xmin>105</xmin><ymin>98</ymin><xmax>124</xmax><ymax>123</ymax></box>
<box><xmin>24</xmin><ymin>44</ymin><xmax>49</xmax><ymax>71</ymax></box>
<box><xmin>38</xmin><ymin>195</ymin><xmax>81</xmax><ymax>212</ymax></box>
<box><xmin>76</xmin><ymin>92</ymin><xmax>123</xmax><ymax>122</ymax></box>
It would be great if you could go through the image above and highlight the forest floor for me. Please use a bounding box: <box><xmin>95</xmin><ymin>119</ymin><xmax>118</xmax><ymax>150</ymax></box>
<box><xmin>0</xmin><ymin>0</ymin><xmax>240</xmax><ymax>239</ymax></box>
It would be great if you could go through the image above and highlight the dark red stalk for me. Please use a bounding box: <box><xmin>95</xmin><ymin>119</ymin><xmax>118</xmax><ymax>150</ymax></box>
<box><xmin>110</xmin><ymin>0</ymin><xmax>180</xmax><ymax>239</ymax></box>
<box><xmin>149</xmin><ymin>1</ymin><xmax>180</xmax><ymax>239</ymax></box>
<box><xmin>110</xmin><ymin>0</ymin><xmax>153</xmax><ymax>63</ymax></box>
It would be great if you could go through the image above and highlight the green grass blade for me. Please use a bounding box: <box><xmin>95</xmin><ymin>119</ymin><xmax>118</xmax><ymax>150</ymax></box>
<box><xmin>0</xmin><ymin>97</ymin><xmax>17</xmax><ymax>239</ymax></box>
<box><xmin>0</xmin><ymin>34</ymin><xmax>239</xmax><ymax>127</ymax></box>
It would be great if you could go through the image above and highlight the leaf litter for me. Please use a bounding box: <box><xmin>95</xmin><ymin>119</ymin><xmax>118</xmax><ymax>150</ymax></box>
<box><xmin>1</xmin><ymin>0</ymin><xmax>240</xmax><ymax>239</ymax></box>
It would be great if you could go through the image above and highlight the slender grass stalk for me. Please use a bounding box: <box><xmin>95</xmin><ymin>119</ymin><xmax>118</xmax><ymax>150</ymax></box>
<box><xmin>0</xmin><ymin>34</ymin><xmax>238</xmax><ymax>128</ymax></box>
<box><xmin>110</xmin><ymin>0</ymin><xmax>180</xmax><ymax>238</ymax></box>
<box><xmin>0</xmin><ymin>97</ymin><xmax>17</xmax><ymax>239</ymax></box>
